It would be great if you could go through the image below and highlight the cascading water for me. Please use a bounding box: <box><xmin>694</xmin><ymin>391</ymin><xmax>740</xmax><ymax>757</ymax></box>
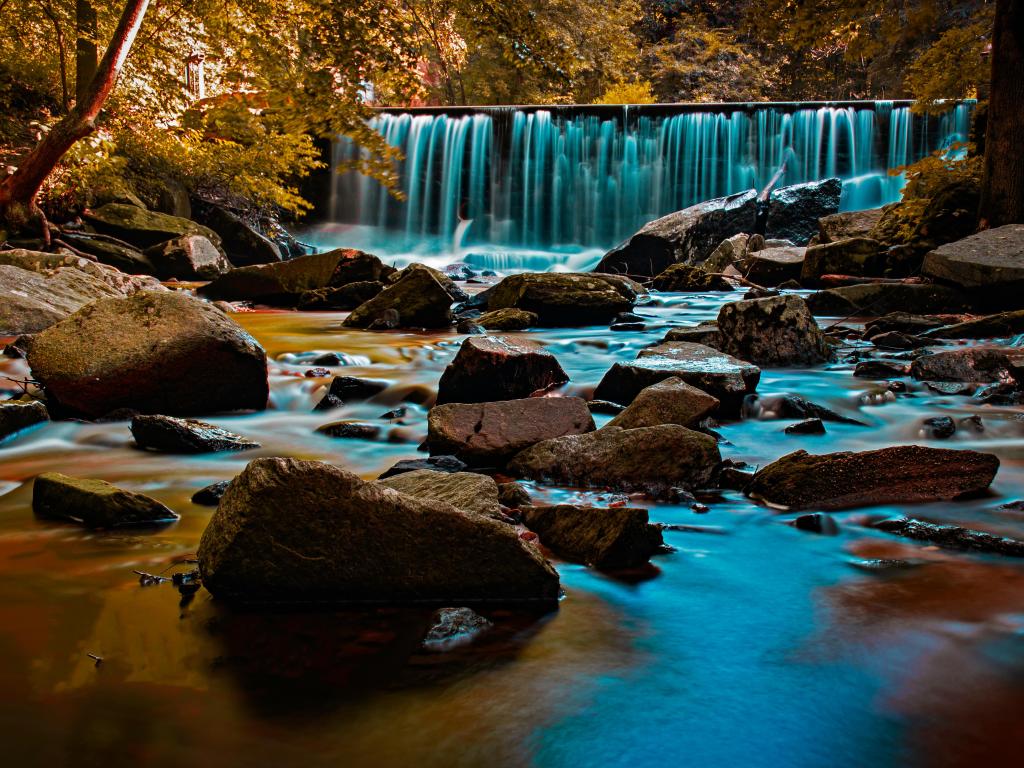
<box><xmin>319</xmin><ymin>101</ymin><xmax>972</xmax><ymax>270</ymax></box>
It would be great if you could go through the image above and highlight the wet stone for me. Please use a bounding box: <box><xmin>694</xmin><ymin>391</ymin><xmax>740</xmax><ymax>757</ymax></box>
<box><xmin>131</xmin><ymin>415</ymin><xmax>260</xmax><ymax>453</ymax></box>
<box><xmin>921</xmin><ymin>416</ymin><xmax>956</xmax><ymax>439</ymax></box>
<box><xmin>316</xmin><ymin>422</ymin><xmax>382</xmax><ymax>440</ymax></box>
<box><xmin>785</xmin><ymin>418</ymin><xmax>825</xmax><ymax>435</ymax></box>
<box><xmin>192</xmin><ymin>480</ymin><xmax>232</xmax><ymax>506</ymax></box>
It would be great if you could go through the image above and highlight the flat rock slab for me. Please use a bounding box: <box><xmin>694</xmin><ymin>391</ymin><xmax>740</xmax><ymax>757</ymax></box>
<box><xmin>33</xmin><ymin>472</ymin><xmax>179</xmax><ymax>528</ymax></box>
<box><xmin>197</xmin><ymin>457</ymin><xmax>559</xmax><ymax>605</ymax></box>
<box><xmin>377</xmin><ymin>469</ymin><xmax>502</xmax><ymax>519</ymax></box>
<box><xmin>131</xmin><ymin>414</ymin><xmax>260</xmax><ymax>453</ymax></box>
<box><xmin>521</xmin><ymin>504</ymin><xmax>664</xmax><ymax>569</ymax></box>
<box><xmin>437</xmin><ymin>336</ymin><xmax>569</xmax><ymax>405</ymax></box>
<box><xmin>910</xmin><ymin>347</ymin><xmax>1023</xmax><ymax>383</ymax></box>
<box><xmin>85</xmin><ymin>203</ymin><xmax>222</xmax><ymax>250</ymax></box>
<box><xmin>805</xmin><ymin>283</ymin><xmax>971</xmax><ymax>316</ymax></box>
<box><xmin>508</xmin><ymin>424</ymin><xmax>721</xmax><ymax>498</ymax></box>
<box><xmin>743</xmin><ymin>247</ymin><xmax>806</xmax><ymax>286</ymax></box>
<box><xmin>428</xmin><ymin>397</ymin><xmax>595</xmax><ymax>464</ymax></box>
<box><xmin>606</xmin><ymin>378</ymin><xmax>719</xmax><ymax>429</ymax></box>
<box><xmin>922</xmin><ymin>224</ymin><xmax>1024</xmax><ymax>289</ymax></box>
<box><xmin>594</xmin><ymin>342</ymin><xmax>759</xmax><ymax>413</ymax></box>
<box><xmin>747</xmin><ymin>446</ymin><xmax>999</xmax><ymax>511</ymax></box>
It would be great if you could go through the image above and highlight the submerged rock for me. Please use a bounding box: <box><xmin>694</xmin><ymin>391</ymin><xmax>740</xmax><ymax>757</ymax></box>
<box><xmin>197</xmin><ymin>457</ymin><xmax>559</xmax><ymax>604</ymax></box>
<box><xmin>747</xmin><ymin>446</ymin><xmax>999</xmax><ymax>511</ymax></box>
<box><xmin>785</xmin><ymin>418</ymin><xmax>825</xmax><ymax>435</ymax></box>
<box><xmin>486</xmin><ymin>273</ymin><xmax>639</xmax><ymax>325</ymax></box>
<box><xmin>871</xmin><ymin>517</ymin><xmax>1024</xmax><ymax>557</ymax></box>
<box><xmin>595</xmin><ymin>190</ymin><xmax>758</xmax><ymax>276</ymax></box>
<box><xmin>436</xmin><ymin>336</ymin><xmax>569</xmax><ymax>405</ymax></box>
<box><xmin>344</xmin><ymin>263</ymin><xmax>455</xmax><ymax>329</ymax></box>
<box><xmin>422</xmin><ymin>607</ymin><xmax>493</xmax><ymax>650</ymax></box>
<box><xmin>477</xmin><ymin>307</ymin><xmax>539</xmax><ymax>330</ymax></box>
<box><xmin>508</xmin><ymin>424</ymin><xmax>720</xmax><ymax>498</ymax></box>
<box><xmin>33</xmin><ymin>472</ymin><xmax>179</xmax><ymax>528</ymax></box>
<box><xmin>131</xmin><ymin>414</ymin><xmax>260</xmax><ymax>453</ymax></box>
<box><xmin>766</xmin><ymin>178</ymin><xmax>842</xmax><ymax>245</ymax></box>
<box><xmin>377</xmin><ymin>469</ymin><xmax>502</xmax><ymax>519</ymax></box>
<box><xmin>521</xmin><ymin>504</ymin><xmax>664</xmax><ymax>569</ymax></box>
<box><xmin>717</xmin><ymin>294</ymin><xmax>829</xmax><ymax>366</ymax></box>
<box><xmin>427</xmin><ymin>397</ymin><xmax>595</xmax><ymax>464</ymax></box>
<box><xmin>606</xmin><ymin>378</ymin><xmax>719</xmax><ymax>429</ymax></box>
<box><xmin>0</xmin><ymin>400</ymin><xmax>48</xmax><ymax>442</ymax></box>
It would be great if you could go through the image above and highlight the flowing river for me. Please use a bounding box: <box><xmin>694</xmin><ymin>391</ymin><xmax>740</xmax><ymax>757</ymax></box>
<box><xmin>2</xmin><ymin>285</ymin><xmax>1023</xmax><ymax>767</ymax></box>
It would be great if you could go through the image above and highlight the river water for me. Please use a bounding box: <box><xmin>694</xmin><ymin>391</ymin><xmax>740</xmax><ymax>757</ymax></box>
<box><xmin>1</xmin><ymin>287</ymin><xmax>1023</xmax><ymax>767</ymax></box>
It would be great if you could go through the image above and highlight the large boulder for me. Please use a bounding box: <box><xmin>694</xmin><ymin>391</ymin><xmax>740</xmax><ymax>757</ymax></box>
<box><xmin>717</xmin><ymin>294</ymin><xmax>829</xmax><ymax>366</ymax></box>
<box><xmin>606</xmin><ymin>378</ymin><xmax>719</xmax><ymax>429</ymax></box>
<box><xmin>508</xmin><ymin>424</ymin><xmax>720</xmax><ymax>498</ymax></box>
<box><xmin>0</xmin><ymin>400</ymin><xmax>48</xmax><ymax>442</ymax></box>
<box><xmin>743</xmin><ymin>247</ymin><xmax>805</xmax><ymax>286</ymax></box>
<box><xmin>33</xmin><ymin>472</ymin><xmax>179</xmax><ymax>528</ymax></box>
<box><xmin>594</xmin><ymin>190</ymin><xmax>758</xmax><ymax>277</ymax></box>
<box><xmin>805</xmin><ymin>283</ymin><xmax>971</xmax><ymax>316</ymax></box>
<box><xmin>27</xmin><ymin>291</ymin><xmax>269</xmax><ymax>418</ymax></box>
<box><xmin>486</xmin><ymin>273</ymin><xmax>639</xmax><ymax>325</ymax></box>
<box><xmin>921</xmin><ymin>225</ymin><xmax>1024</xmax><ymax>299</ymax></box>
<box><xmin>197</xmin><ymin>206</ymin><xmax>281</xmax><ymax>266</ymax></box>
<box><xmin>427</xmin><ymin>397</ymin><xmax>595</xmax><ymax>464</ymax></box>
<box><xmin>800</xmin><ymin>237</ymin><xmax>886</xmax><ymax>283</ymax></box>
<box><xmin>377</xmin><ymin>469</ymin><xmax>502</xmax><ymax>519</ymax></box>
<box><xmin>344</xmin><ymin>263</ymin><xmax>455</xmax><ymax>329</ymax></box>
<box><xmin>521</xmin><ymin>504</ymin><xmax>664</xmax><ymax>569</ymax></box>
<box><xmin>197</xmin><ymin>457</ymin><xmax>559</xmax><ymax>604</ymax></box>
<box><xmin>910</xmin><ymin>347</ymin><xmax>1023</xmax><ymax>383</ymax></box>
<box><xmin>766</xmin><ymin>178</ymin><xmax>843</xmax><ymax>245</ymax></box>
<box><xmin>436</xmin><ymin>336</ymin><xmax>569</xmax><ymax>405</ymax></box>
<box><xmin>144</xmin><ymin>235</ymin><xmax>231</xmax><ymax>280</ymax></box>
<box><xmin>84</xmin><ymin>203</ymin><xmax>222</xmax><ymax>250</ymax></box>
<box><xmin>201</xmin><ymin>249</ymin><xmax>393</xmax><ymax>305</ymax></box>
<box><xmin>593</xmin><ymin>341</ymin><xmax>759</xmax><ymax>414</ymax></box>
<box><xmin>817</xmin><ymin>208</ymin><xmax>886</xmax><ymax>244</ymax></box>
<box><xmin>746</xmin><ymin>446</ymin><xmax>999</xmax><ymax>511</ymax></box>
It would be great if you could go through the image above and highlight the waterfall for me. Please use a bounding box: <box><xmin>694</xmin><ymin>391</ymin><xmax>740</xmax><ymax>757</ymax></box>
<box><xmin>328</xmin><ymin>101</ymin><xmax>972</xmax><ymax>257</ymax></box>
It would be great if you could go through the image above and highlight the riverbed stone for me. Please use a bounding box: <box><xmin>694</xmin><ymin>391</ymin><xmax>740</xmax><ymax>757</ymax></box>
<box><xmin>508</xmin><ymin>424</ymin><xmax>721</xmax><ymax>498</ymax></box>
<box><xmin>385</xmin><ymin>263</ymin><xmax>469</xmax><ymax>303</ymax></box>
<box><xmin>743</xmin><ymin>246</ymin><xmax>806</xmax><ymax>285</ymax></box>
<box><xmin>143</xmin><ymin>234</ymin><xmax>231</xmax><ymax>280</ymax></box>
<box><xmin>800</xmin><ymin>237</ymin><xmax>886</xmax><ymax>282</ymax></box>
<box><xmin>717</xmin><ymin>294</ymin><xmax>829</xmax><ymax>366</ymax></box>
<box><xmin>924</xmin><ymin>310</ymin><xmax>1024</xmax><ymax>340</ymax></box>
<box><xmin>910</xmin><ymin>347</ymin><xmax>1022</xmax><ymax>383</ymax></box>
<box><xmin>486</xmin><ymin>273</ymin><xmax>639</xmax><ymax>325</ymax></box>
<box><xmin>817</xmin><ymin>208</ymin><xmax>886</xmax><ymax>244</ymax></box>
<box><xmin>131</xmin><ymin>414</ymin><xmax>260</xmax><ymax>453</ymax></box>
<box><xmin>84</xmin><ymin>203</ymin><xmax>222</xmax><ymax>250</ymax></box>
<box><xmin>650</xmin><ymin>264</ymin><xmax>731</xmax><ymax>292</ymax></box>
<box><xmin>436</xmin><ymin>336</ymin><xmax>569</xmax><ymax>405</ymax></box>
<box><xmin>594</xmin><ymin>341</ymin><xmax>759</xmax><ymax>413</ymax></box>
<box><xmin>921</xmin><ymin>224</ymin><xmax>1024</xmax><ymax>294</ymax></box>
<box><xmin>315</xmin><ymin>376</ymin><xmax>389</xmax><ymax>410</ymax></box>
<box><xmin>197</xmin><ymin>205</ymin><xmax>281</xmax><ymax>266</ymax></box>
<box><xmin>378</xmin><ymin>455</ymin><xmax>468</xmax><ymax>479</ymax></box>
<box><xmin>33</xmin><ymin>472</ymin><xmax>179</xmax><ymax>528</ymax></box>
<box><xmin>477</xmin><ymin>308</ymin><xmax>539</xmax><ymax>331</ymax></box>
<box><xmin>606</xmin><ymin>378</ymin><xmax>719</xmax><ymax>429</ymax></box>
<box><xmin>701</xmin><ymin>233</ymin><xmax>750</xmax><ymax>273</ymax></box>
<box><xmin>27</xmin><ymin>291</ymin><xmax>269</xmax><ymax>418</ymax></box>
<box><xmin>344</xmin><ymin>263</ymin><xmax>455</xmax><ymax>329</ymax></box>
<box><xmin>197</xmin><ymin>457</ymin><xmax>559</xmax><ymax>604</ymax></box>
<box><xmin>377</xmin><ymin>469</ymin><xmax>503</xmax><ymax>519</ymax></box>
<box><xmin>766</xmin><ymin>178</ymin><xmax>842</xmax><ymax>245</ymax></box>
<box><xmin>0</xmin><ymin>400</ymin><xmax>48</xmax><ymax>442</ymax></box>
<box><xmin>594</xmin><ymin>189</ymin><xmax>758</xmax><ymax>277</ymax></box>
<box><xmin>521</xmin><ymin>504</ymin><xmax>664</xmax><ymax>569</ymax></box>
<box><xmin>428</xmin><ymin>397</ymin><xmax>595</xmax><ymax>464</ymax></box>
<box><xmin>746</xmin><ymin>445</ymin><xmax>999</xmax><ymax>511</ymax></box>
<box><xmin>805</xmin><ymin>283</ymin><xmax>971</xmax><ymax>316</ymax></box>
<box><xmin>663</xmin><ymin>321</ymin><xmax>724</xmax><ymax>348</ymax></box>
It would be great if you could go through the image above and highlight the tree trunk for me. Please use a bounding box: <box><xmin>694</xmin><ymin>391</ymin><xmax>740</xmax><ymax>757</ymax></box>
<box><xmin>980</xmin><ymin>0</ymin><xmax>1024</xmax><ymax>228</ymax></box>
<box><xmin>75</xmin><ymin>0</ymin><xmax>98</xmax><ymax>105</ymax></box>
<box><xmin>0</xmin><ymin>0</ymin><xmax>150</xmax><ymax>232</ymax></box>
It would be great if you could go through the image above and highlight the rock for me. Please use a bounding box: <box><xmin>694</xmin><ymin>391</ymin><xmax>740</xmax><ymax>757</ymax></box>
<box><xmin>297</xmin><ymin>281</ymin><xmax>385</xmax><ymax>311</ymax></box>
<box><xmin>921</xmin><ymin>416</ymin><xmax>956</xmax><ymax>439</ymax></box>
<box><xmin>344</xmin><ymin>263</ymin><xmax>455</xmax><ymax>329</ymax></box>
<box><xmin>924</xmin><ymin>310</ymin><xmax>1024</xmax><ymax>339</ymax></box>
<box><xmin>192</xmin><ymin>480</ymin><xmax>231</xmax><ymax>506</ymax></box>
<box><xmin>587</xmin><ymin>399</ymin><xmax>625</xmax><ymax>415</ymax></box>
<box><xmin>477</xmin><ymin>308</ymin><xmax>539</xmax><ymax>331</ymax></box>
<box><xmin>854</xmin><ymin>360</ymin><xmax>908</xmax><ymax>378</ymax></box>
<box><xmin>650</xmin><ymin>264</ymin><xmax>731</xmax><ymax>292</ymax></box>
<box><xmin>910</xmin><ymin>347</ymin><xmax>1021</xmax><ymax>383</ymax></box>
<box><xmin>746</xmin><ymin>446</ymin><xmax>999</xmax><ymax>511</ymax></box>
<box><xmin>800</xmin><ymin>237</ymin><xmax>885</xmax><ymax>283</ymax></box>
<box><xmin>314</xmin><ymin>376</ymin><xmax>389</xmax><ymax>410</ymax></box>
<box><xmin>197</xmin><ymin>206</ymin><xmax>281</xmax><ymax>266</ymax></box>
<box><xmin>197</xmin><ymin>457</ymin><xmax>559</xmax><ymax>604</ymax></box>
<box><xmin>594</xmin><ymin>190</ymin><xmax>758</xmax><ymax>277</ymax></box>
<box><xmin>817</xmin><ymin>208</ymin><xmax>885</xmax><ymax>244</ymax></box>
<box><xmin>68</xmin><ymin>235</ymin><xmax>156</xmax><ymax>274</ymax></box>
<box><xmin>33</xmin><ymin>472</ymin><xmax>179</xmax><ymax>528</ymax></box>
<box><xmin>428</xmin><ymin>397</ymin><xmax>595</xmax><ymax>464</ymax></box>
<box><xmin>315</xmin><ymin>422</ymin><xmax>381</xmax><ymax>440</ymax></box>
<box><xmin>386</xmin><ymin>263</ymin><xmax>469</xmax><ymax>303</ymax></box>
<box><xmin>27</xmin><ymin>291</ymin><xmax>269</xmax><ymax>418</ymax></box>
<box><xmin>202</xmin><ymin>249</ymin><xmax>392</xmax><ymax>305</ymax></box>
<box><xmin>805</xmin><ymin>283</ymin><xmax>970</xmax><ymax>316</ymax></box>
<box><xmin>486</xmin><ymin>273</ymin><xmax>639</xmax><ymax>325</ymax></box>
<box><xmin>769</xmin><ymin>394</ymin><xmax>866</xmax><ymax>425</ymax></box>
<box><xmin>606</xmin><ymin>378</ymin><xmax>719</xmax><ymax>429</ymax></box>
<box><xmin>456</xmin><ymin>319</ymin><xmax>485</xmax><ymax>335</ymax></box>
<box><xmin>594</xmin><ymin>342</ymin><xmax>759</xmax><ymax>414</ymax></box>
<box><xmin>497</xmin><ymin>481</ymin><xmax>532</xmax><ymax>509</ymax></box>
<box><xmin>743</xmin><ymin>246</ymin><xmax>806</xmax><ymax>285</ymax></box>
<box><xmin>422</xmin><ymin>607</ymin><xmax>493</xmax><ymax>650</ymax></box>
<box><xmin>377</xmin><ymin>469</ymin><xmax>502</xmax><ymax>519</ymax></box>
<box><xmin>927</xmin><ymin>381</ymin><xmax>976</xmax><ymax>396</ymax></box>
<box><xmin>922</xmin><ymin>225</ymin><xmax>1024</xmax><ymax>297</ymax></box>
<box><xmin>785</xmin><ymin>418</ymin><xmax>825</xmax><ymax>435</ymax></box>
<box><xmin>746</xmin><ymin>234</ymin><xmax>766</xmax><ymax>252</ymax></box>
<box><xmin>870</xmin><ymin>516</ymin><xmax>1024</xmax><ymax>557</ymax></box>
<box><xmin>153</xmin><ymin>178</ymin><xmax>191</xmax><ymax>219</ymax></box>
<box><xmin>0</xmin><ymin>400</ymin><xmax>48</xmax><ymax>442</ymax></box>
<box><xmin>701</xmin><ymin>233</ymin><xmax>750</xmax><ymax>273</ymax></box>
<box><xmin>521</xmin><ymin>504</ymin><xmax>664</xmax><ymax>569</ymax></box>
<box><xmin>84</xmin><ymin>203</ymin><xmax>221</xmax><ymax>250</ymax></box>
<box><xmin>864</xmin><ymin>312</ymin><xmax>951</xmax><ymax>337</ymax></box>
<box><xmin>911</xmin><ymin>179</ymin><xmax>981</xmax><ymax>250</ymax></box>
<box><xmin>366</xmin><ymin>309</ymin><xmax>400</xmax><ymax>330</ymax></box>
<box><xmin>717</xmin><ymin>294</ymin><xmax>829</xmax><ymax>366</ymax></box>
<box><xmin>131</xmin><ymin>414</ymin><xmax>260</xmax><ymax>453</ymax></box>
<box><xmin>508</xmin><ymin>425</ymin><xmax>720</xmax><ymax>498</ymax></box>
<box><xmin>663</xmin><ymin>321</ymin><xmax>723</xmax><ymax>348</ymax></box>
<box><xmin>436</xmin><ymin>336</ymin><xmax>569</xmax><ymax>405</ymax></box>
<box><xmin>611</xmin><ymin>322</ymin><xmax>645</xmax><ymax>332</ymax></box>
<box><xmin>766</xmin><ymin>178</ymin><xmax>842</xmax><ymax>245</ymax></box>
<box><xmin>870</xmin><ymin>331</ymin><xmax>928</xmax><ymax>350</ymax></box>
<box><xmin>143</xmin><ymin>235</ymin><xmax>231</xmax><ymax>280</ymax></box>
<box><xmin>792</xmin><ymin>512</ymin><xmax>840</xmax><ymax>535</ymax></box>
<box><xmin>378</xmin><ymin>455</ymin><xmax>468</xmax><ymax>479</ymax></box>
